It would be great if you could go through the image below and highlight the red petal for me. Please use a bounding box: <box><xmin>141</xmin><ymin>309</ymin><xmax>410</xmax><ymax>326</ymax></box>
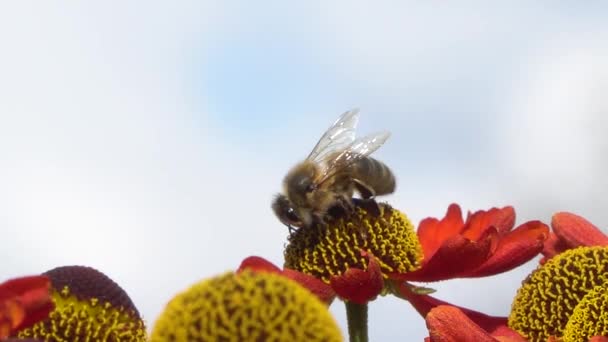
<box><xmin>490</xmin><ymin>326</ymin><xmax>527</xmax><ymax>342</ymax></box>
<box><xmin>0</xmin><ymin>276</ymin><xmax>53</xmax><ymax>335</ymax></box>
<box><xmin>463</xmin><ymin>206</ymin><xmax>515</xmax><ymax>241</ymax></box>
<box><xmin>540</xmin><ymin>232</ymin><xmax>569</xmax><ymax>264</ymax></box>
<box><xmin>426</xmin><ymin>305</ymin><xmax>498</xmax><ymax>342</ymax></box>
<box><xmin>417</xmin><ymin>204</ymin><xmax>464</xmax><ymax>261</ymax></box>
<box><xmin>330</xmin><ymin>254</ymin><xmax>383</xmax><ymax>304</ymax></box>
<box><xmin>552</xmin><ymin>212</ymin><xmax>608</xmax><ymax>247</ymax></box>
<box><xmin>396</xmin><ymin>282</ymin><xmax>508</xmax><ymax>333</ymax></box>
<box><xmin>237</xmin><ymin>256</ymin><xmax>282</xmax><ymax>274</ymax></box>
<box><xmin>0</xmin><ymin>299</ymin><xmax>25</xmax><ymax>339</ymax></box>
<box><xmin>238</xmin><ymin>256</ymin><xmax>335</xmax><ymax>304</ymax></box>
<box><xmin>589</xmin><ymin>337</ymin><xmax>608</xmax><ymax>342</ymax></box>
<box><xmin>398</xmin><ymin>229</ymin><xmax>496</xmax><ymax>282</ymax></box>
<box><xmin>469</xmin><ymin>220</ymin><xmax>549</xmax><ymax>277</ymax></box>
<box><xmin>282</xmin><ymin>269</ymin><xmax>335</xmax><ymax>304</ymax></box>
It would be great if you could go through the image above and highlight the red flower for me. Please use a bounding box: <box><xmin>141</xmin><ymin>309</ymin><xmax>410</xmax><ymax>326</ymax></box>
<box><xmin>0</xmin><ymin>275</ymin><xmax>53</xmax><ymax>339</ymax></box>
<box><xmin>542</xmin><ymin>211</ymin><xmax>608</xmax><ymax>263</ymax></box>
<box><xmin>239</xmin><ymin>253</ymin><xmax>383</xmax><ymax>305</ymax></box>
<box><xmin>396</xmin><ymin>204</ymin><xmax>549</xmax><ymax>282</ymax></box>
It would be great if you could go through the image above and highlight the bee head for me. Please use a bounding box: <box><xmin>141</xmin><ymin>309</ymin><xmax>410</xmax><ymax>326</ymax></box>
<box><xmin>272</xmin><ymin>194</ymin><xmax>304</xmax><ymax>229</ymax></box>
<box><xmin>284</xmin><ymin>162</ymin><xmax>318</xmax><ymax>206</ymax></box>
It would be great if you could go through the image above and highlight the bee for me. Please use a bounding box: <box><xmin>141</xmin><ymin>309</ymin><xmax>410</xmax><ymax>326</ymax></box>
<box><xmin>272</xmin><ymin>108</ymin><xmax>396</xmax><ymax>231</ymax></box>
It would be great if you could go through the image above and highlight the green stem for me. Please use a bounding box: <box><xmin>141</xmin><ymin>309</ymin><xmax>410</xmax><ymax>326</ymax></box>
<box><xmin>345</xmin><ymin>301</ymin><xmax>368</xmax><ymax>342</ymax></box>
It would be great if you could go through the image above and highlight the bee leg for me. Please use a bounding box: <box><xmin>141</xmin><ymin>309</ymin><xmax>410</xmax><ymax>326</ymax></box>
<box><xmin>353</xmin><ymin>179</ymin><xmax>376</xmax><ymax>200</ymax></box>
<box><xmin>352</xmin><ymin>198</ymin><xmax>381</xmax><ymax>217</ymax></box>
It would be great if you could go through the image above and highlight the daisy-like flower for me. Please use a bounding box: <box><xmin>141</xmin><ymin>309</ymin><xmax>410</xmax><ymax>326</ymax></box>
<box><xmin>150</xmin><ymin>269</ymin><xmax>342</xmax><ymax>342</ymax></box>
<box><xmin>0</xmin><ymin>276</ymin><xmax>52</xmax><ymax>339</ymax></box>
<box><xmin>509</xmin><ymin>246</ymin><xmax>608</xmax><ymax>342</ymax></box>
<box><xmin>542</xmin><ymin>211</ymin><xmax>608</xmax><ymax>263</ymax></box>
<box><xmin>282</xmin><ymin>202</ymin><xmax>423</xmax><ymax>304</ymax></box>
<box><xmin>257</xmin><ymin>202</ymin><xmax>547</xmax><ymax>341</ymax></box>
<box><xmin>17</xmin><ymin>265</ymin><xmax>146</xmax><ymax>342</ymax></box>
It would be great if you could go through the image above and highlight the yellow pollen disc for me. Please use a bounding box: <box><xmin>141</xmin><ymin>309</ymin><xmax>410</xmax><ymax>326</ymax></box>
<box><xmin>283</xmin><ymin>203</ymin><xmax>423</xmax><ymax>283</ymax></box>
<box><xmin>562</xmin><ymin>283</ymin><xmax>608</xmax><ymax>342</ymax></box>
<box><xmin>508</xmin><ymin>246</ymin><xmax>608</xmax><ymax>342</ymax></box>
<box><xmin>17</xmin><ymin>287</ymin><xmax>146</xmax><ymax>342</ymax></box>
<box><xmin>150</xmin><ymin>270</ymin><xmax>342</xmax><ymax>342</ymax></box>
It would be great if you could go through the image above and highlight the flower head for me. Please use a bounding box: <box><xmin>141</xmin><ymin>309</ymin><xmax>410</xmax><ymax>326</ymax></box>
<box><xmin>0</xmin><ymin>276</ymin><xmax>52</xmax><ymax>339</ymax></box>
<box><xmin>17</xmin><ymin>265</ymin><xmax>146</xmax><ymax>342</ymax></box>
<box><xmin>283</xmin><ymin>202</ymin><xmax>423</xmax><ymax>303</ymax></box>
<box><xmin>398</xmin><ymin>204</ymin><xmax>549</xmax><ymax>282</ymax></box>
<box><xmin>150</xmin><ymin>270</ymin><xmax>342</xmax><ymax>342</ymax></box>
<box><xmin>509</xmin><ymin>246</ymin><xmax>608</xmax><ymax>341</ymax></box>
<box><xmin>542</xmin><ymin>211</ymin><xmax>608</xmax><ymax>262</ymax></box>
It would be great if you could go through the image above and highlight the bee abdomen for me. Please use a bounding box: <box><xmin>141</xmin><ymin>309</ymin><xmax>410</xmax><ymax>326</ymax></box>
<box><xmin>351</xmin><ymin>157</ymin><xmax>396</xmax><ymax>196</ymax></box>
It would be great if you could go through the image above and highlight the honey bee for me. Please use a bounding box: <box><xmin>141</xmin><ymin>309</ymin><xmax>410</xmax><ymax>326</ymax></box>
<box><xmin>272</xmin><ymin>109</ymin><xmax>396</xmax><ymax>231</ymax></box>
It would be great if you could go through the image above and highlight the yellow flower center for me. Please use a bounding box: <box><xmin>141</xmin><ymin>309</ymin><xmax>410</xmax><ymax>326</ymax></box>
<box><xmin>508</xmin><ymin>246</ymin><xmax>608</xmax><ymax>342</ymax></box>
<box><xmin>284</xmin><ymin>203</ymin><xmax>423</xmax><ymax>283</ymax></box>
<box><xmin>17</xmin><ymin>287</ymin><xmax>146</xmax><ymax>342</ymax></box>
<box><xmin>150</xmin><ymin>270</ymin><xmax>342</xmax><ymax>342</ymax></box>
<box><xmin>562</xmin><ymin>283</ymin><xmax>608</xmax><ymax>342</ymax></box>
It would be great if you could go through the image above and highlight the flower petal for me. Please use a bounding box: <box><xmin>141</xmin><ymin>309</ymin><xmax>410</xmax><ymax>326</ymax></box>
<box><xmin>469</xmin><ymin>220</ymin><xmax>549</xmax><ymax>277</ymax></box>
<box><xmin>238</xmin><ymin>256</ymin><xmax>335</xmax><ymax>304</ymax></box>
<box><xmin>283</xmin><ymin>269</ymin><xmax>335</xmax><ymax>304</ymax></box>
<box><xmin>0</xmin><ymin>276</ymin><xmax>53</xmax><ymax>338</ymax></box>
<box><xmin>552</xmin><ymin>212</ymin><xmax>608</xmax><ymax>247</ymax></box>
<box><xmin>540</xmin><ymin>232</ymin><xmax>569</xmax><ymax>263</ymax></box>
<box><xmin>417</xmin><ymin>204</ymin><xmax>464</xmax><ymax>260</ymax></box>
<box><xmin>589</xmin><ymin>337</ymin><xmax>608</xmax><ymax>342</ymax></box>
<box><xmin>237</xmin><ymin>256</ymin><xmax>282</xmax><ymax>274</ymax></box>
<box><xmin>463</xmin><ymin>206</ymin><xmax>515</xmax><ymax>240</ymax></box>
<box><xmin>395</xmin><ymin>282</ymin><xmax>508</xmax><ymax>334</ymax></box>
<box><xmin>426</xmin><ymin>305</ymin><xmax>498</xmax><ymax>342</ymax></box>
<box><xmin>330</xmin><ymin>254</ymin><xmax>383</xmax><ymax>304</ymax></box>
<box><xmin>398</xmin><ymin>229</ymin><xmax>496</xmax><ymax>282</ymax></box>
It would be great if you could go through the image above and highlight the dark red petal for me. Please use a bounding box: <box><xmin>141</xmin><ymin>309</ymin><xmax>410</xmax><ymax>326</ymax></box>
<box><xmin>426</xmin><ymin>305</ymin><xmax>498</xmax><ymax>342</ymax></box>
<box><xmin>282</xmin><ymin>269</ymin><xmax>335</xmax><ymax>304</ymax></box>
<box><xmin>552</xmin><ymin>212</ymin><xmax>608</xmax><ymax>247</ymax></box>
<box><xmin>396</xmin><ymin>282</ymin><xmax>508</xmax><ymax>333</ymax></box>
<box><xmin>398</xmin><ymin>229</ymin><xmax>496</xmax><ymax>282</ymax></box>
<box><xmin>469</xmin><ymin>220</ymin><xmax>549</xmax><ymax>277</ymax></box>
<box><xmin>463</xmin><ymin>206</ymin><xmax>515</xmax><ymax>241</ymax></box>
<box><xmin>0</xmin><ymin>276</ymin><xmax>53</xmax><ymax>337</ymax></box>
<box><xmin>237</xmin><ymin>256</ymin><xmax>282</xmax><ymax>274</ymax></box>
<box><xmin>330</xmin><ymin>254</ymin><xmax>383</xmax><ymax>304</ymax></box>
<box><xmin>417</xmin><ymin>204</ymin><xmax>464</xmax><ymax>261</ymax></box>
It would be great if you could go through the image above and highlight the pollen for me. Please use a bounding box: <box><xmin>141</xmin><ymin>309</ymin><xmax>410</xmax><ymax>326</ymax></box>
<box><xmin>283</xmin><ymin>202</ymin><xmax>423</xmax><ymax>283</ymax></box>
<box><xmin>150</xmin><ymin>270</ymin><xmax>342</xmax><ymax>342</ymax></box>
<box><xmin>16</xmin><ymin>266</ymin><xmax>146</xmax><ymax>342</ymax></box>
<box><xmin>508</xmin><ymin>246</ymin><xmax>608</xmax><ymax>342</ymax></box>
<box><xmin>562</xmin><ymin>284</ymin><xmax>608</xmax><ymax>342</ymax></box>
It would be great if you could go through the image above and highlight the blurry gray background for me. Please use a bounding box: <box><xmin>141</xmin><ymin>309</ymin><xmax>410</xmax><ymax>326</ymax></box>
<box><xmin>1</xmin><ymin>2</ymin><xmax>607</xmax><ymax>340</ymax></box>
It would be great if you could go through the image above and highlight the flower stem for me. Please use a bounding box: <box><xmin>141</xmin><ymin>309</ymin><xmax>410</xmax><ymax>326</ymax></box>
<box><xmin>345</xmin><ymin>301</ymin><xmax>368</xmax><ymax>342</ymax></box>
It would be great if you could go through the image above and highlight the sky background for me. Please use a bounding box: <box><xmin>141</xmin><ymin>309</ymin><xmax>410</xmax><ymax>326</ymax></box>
<box><xmin>1</xmin><ymin>2</ymin><xmax>607</xmax><ymax>341</ymax></box>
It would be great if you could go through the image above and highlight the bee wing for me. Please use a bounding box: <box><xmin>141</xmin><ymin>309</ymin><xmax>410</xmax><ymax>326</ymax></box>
<box><xmin>307</xmin><ymin>108</ymin><xmax>360</xmax><ymax>163</ymax></box>
<box><xmin>316</xmin><ymin>131</ymin><xmax>391</xmax><ymax>184</ymax></box>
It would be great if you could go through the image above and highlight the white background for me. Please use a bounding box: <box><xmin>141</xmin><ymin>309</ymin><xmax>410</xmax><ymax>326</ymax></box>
<box><xmin>1</xmin><ymin>3</ymin><xmax>607</xmax><ymax>340</ymax></box>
